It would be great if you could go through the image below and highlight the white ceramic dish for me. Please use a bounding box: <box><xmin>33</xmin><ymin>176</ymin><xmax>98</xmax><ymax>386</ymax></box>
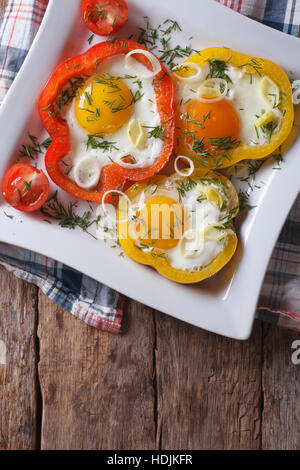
<box><xmin>0</xmin><ymin>0</ymin><xmax>299</xmax><ymax>339</ymax></box>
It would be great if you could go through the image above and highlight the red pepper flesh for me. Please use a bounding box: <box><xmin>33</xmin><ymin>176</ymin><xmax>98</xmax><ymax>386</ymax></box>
<box><xmin>38</xmin><ymin>39</ymin><xmax>174</xmax><ymax>203</ymax></box>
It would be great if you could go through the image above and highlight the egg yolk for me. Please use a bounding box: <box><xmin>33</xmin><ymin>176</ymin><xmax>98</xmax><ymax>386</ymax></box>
<box><xmin>135</xmin><ymin>196</ymin><xmax>184</xmax><ymax>250</ymax></box>
<box><xmin>75</xmin><ymin>75</ymin><xmax>134</xmax><ymax>135</ymax></box>
<box><xmin>178</xmin><ymin>99</ymin><xmax>240</xmax><ymax>157</ymax></box>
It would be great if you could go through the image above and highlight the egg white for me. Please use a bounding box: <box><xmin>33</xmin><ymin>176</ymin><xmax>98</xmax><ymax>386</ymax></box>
<box><xmin>61</xmin><ymin>54</ymin><xmax>163</xmax><ymax>186</ymax></box>
<box><xmin>175</xmin><ymin>63</ymin><xmax>282</xmax><ymax>147</ymax></box>
<box><xmin>167</xmin><ymin>184</ymin><xmax>228</xmax><ymax>272</ymax></box>
<box><xmin>129</xmin><ymin>175</ymin><xmax>232</xmax><ymax>273</ymax></box>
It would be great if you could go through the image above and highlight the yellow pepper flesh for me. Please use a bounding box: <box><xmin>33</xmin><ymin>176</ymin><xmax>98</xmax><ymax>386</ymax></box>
<box><xmin>117</xmin><ymin>168</ymin><xmax>239</xmax><ymax>284</ymax></box>
<box><xmin>174</xmin><ymin>47</ymin><xmax>294</xmax><ymax>168</ymax></box>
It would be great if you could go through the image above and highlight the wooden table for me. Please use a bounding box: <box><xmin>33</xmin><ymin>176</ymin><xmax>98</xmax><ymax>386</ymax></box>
<box><xmin>0</xmin><ymin>0</ymin><xmax>299</xmax><ymax>450</ymax></box>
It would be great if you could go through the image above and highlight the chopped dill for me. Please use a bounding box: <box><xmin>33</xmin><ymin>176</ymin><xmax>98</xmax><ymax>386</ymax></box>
<box><xmin>206</xmin><ymin>58</ymin><xmax>232</xmax><ymax>83</ymax></box>
<box><xmin>23</xmin><ymin>180</ymin><xmax>32</xmax><ymax>191</ymax></box>
<box><xmin>41</xmin><ymin>137</ymin><xmax>52</xmax><ymax>149</ymax></box>
<box><xmin>185</xmin><ymin>132</ymin><xmax>240</xmax><ymax>169</ymax></box>
<box><xmin>237</xmin><ymin>189</ymin><xmax>256</xmax><ymax>211</ymax></box>
<box><xmin>137</xmin><ymin>16</ymin><xmax>199</xmax><ymax>69</ymax></box>
<box><xmin>4</xmin><ymin>212</ymin><xmax>14</xmax><ymax>219</ymax></box>
<box><xmin>84</xmin><ymin>91</ymin><xmax>93</xmax><ymax>105</ymax></box>
<box><xmin>55</xmin><ymin>76</ymin><xmax>85</xmax><ymax>109</ymax></box>
<box><xmin>86</xmin><ymin>2</ymin><xmax>109</xmax><ymax>21</ymax></box>
<box><xmin>16</xmin><ymin>133</ymin><xmax>50</xmax><ymax>161</ymax></box>
<box><xmin>40</xmin><ymin>191</ymin><xmax>100</xmax><ymax>238</ymax></box>
<box><xmin>87</xmin><ymin>34</ymin><xmax>94</xmax><ymax>45</ymax></box>
<box><xmin>143</xmin><ymin>124</ymin><xmax>166</xmax><ymax>139</ymax></box>
<box><xmin>176</xmin><ymin>178</ymin><xmax>197</xmax><ymax>202</ymax></box>
<box><xmin>86</xmin><ymin>134</ymin><xmax>119</xmax><ymax>152</ymax></box>
<box><xmin>237</xmin><ymin>57</ymin><xmax>264</xmax><ymax>76</ymax></box>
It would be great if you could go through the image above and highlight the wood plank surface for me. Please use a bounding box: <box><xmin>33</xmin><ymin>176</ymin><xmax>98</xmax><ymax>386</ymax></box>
<box><xmin>262</xmin><ymin>324</ymin><xmax>300</xmax><ymax>450</ymax></box>
<box><xmin>0</xmin><ymin>0</ymin><xmax>300</xmax><ymax>451</ymax></box>
<box><xmin>38</xmin><ymin>293</ymin><xmax>157</xmax><ymax>450</ymax></box>
<box><xmin>0</xmin><ymin>265</ymin><xmax>38</xmax><ymax>450</ymax></box>
<box><xmin>155</xmin><ymin>313</ymin><xmax>262</xmax><ymax>450</ymax></box>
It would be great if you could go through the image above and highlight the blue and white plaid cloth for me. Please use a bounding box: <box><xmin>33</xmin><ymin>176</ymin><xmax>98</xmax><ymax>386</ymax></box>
<box><xmin>0</xmin><ymin>0</ymin><xmax>299</xmax><ymax>333</ymax></box>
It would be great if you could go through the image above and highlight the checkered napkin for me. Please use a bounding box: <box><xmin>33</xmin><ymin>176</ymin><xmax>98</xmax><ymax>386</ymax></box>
<box><xmin>0</xmin><ymin>0</ymin><xmax>299</xmax><ymax>333</ymax></box>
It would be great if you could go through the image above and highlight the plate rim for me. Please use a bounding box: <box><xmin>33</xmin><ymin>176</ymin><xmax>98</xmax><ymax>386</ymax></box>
<box><xmin>0</xmin><ymin>0</ymin><xmax>299</xmax><ymax>340</ymax></box>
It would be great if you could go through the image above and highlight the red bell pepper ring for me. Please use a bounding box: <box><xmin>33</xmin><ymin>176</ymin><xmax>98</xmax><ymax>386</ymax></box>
<box><xmin>38</xmin><ymin>39</ymin><xmax>174</xmax><ymax>203</ymax></box>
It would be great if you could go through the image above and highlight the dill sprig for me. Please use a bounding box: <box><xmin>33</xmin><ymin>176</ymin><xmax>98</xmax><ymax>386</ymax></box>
<box><xmin>229</xmin><ymin>147</ymin><xmax>283</xmax><ymax>211</ymax></box>
<box><xmin>187</xmin><ymin>132</ymin><xmax>240</xmax><ymax>169</ymax></box>
<box><xmin>84</xmin><ymin>91</ymin><xmax>93</xmax><ymax>105</ymax></box>
<box><xmin>159</xmin><ymin>44</ymin><xmax>195</xmax><ymax>69</ymax></box>
<box><xmin>40</xmin><ymin>191</ymin><xmax>99</xmax><ymax>238</ymax></box>
<box><xmin>160</xmin><ymin>19</ymin><xmax>182</xmax><ymax>35</ymax></box>
<box><xmin>208</xmin><ymin>135</ymin><xmax>240</xmax><ymax>152</ymax></box>
<box><xmin>86</xmin><ymin>1</ymin><xmax>109</xmax><ymax>21</ymax></box>
<box><xmin>237</xmin><ymin>58</ymin><xmax>264</xmax><ymax>76</ymax></box>
<box><xmin>17</xmin><ymin>133</ymin><xmax>51</xmax><ymax>161</ymax></box>
<box><xmin>261</xmin><ymin>121</ymin><xmax>276</xmax><ymax>143</ymax></box>
<box><xmin>206</xmin><ymin>58</ymin><xmax>232</xmax><ymax>83</ymax></box>
<box><xmin>176</xmin><ymin>178</ymin><xmax>197</xmax><ymax>202</ymax></box>
<box><xmin>4</xmin><ymin>212</ymin><xmax>14</xmax><ymax>219</ymax></box>
<box><xmin>23</xmin><ymin>180</ymin><xmax>32</xmax><ymax>191</ymax></box>
<box><xmin>182</xmin><ymin>110</ymin><xmax>211</xmax><ymax>129</ymax></box>
<box><xmin>143</xmin><ymin>124</ymin><xmax>166</xmax><ymax>139</ymax></box>
<box><xmin>94</xmin><ymin>73</ymin><xmax>122</xmax><ymax>91</ymax></box>
<box><xmin>219</xmin><ymin>206</ymin><xmax>239</xmax><ymax>228</ymax></box>
<box><xmin>41</xmin><ymin>137</ymin><xmax>52</xmax><ymax>149</ymax></box>
<box><xmin>55</xmin><ymin>76</ymin><xmax>85</xmax><ymax>109</ymax></box>
<box><xmin>103</xmin><ymin>89</ymin><xmax>143</xmax><ymax>113</ymax></box>
<box><xmin>137</xmin><ymin>16</ymin><xmax>198</xmax><ymax>69</ymax></box>
<box><xmin>237</xmin><ymin>189</ymin><xmax>256</xmax><ymax>211</ymax></box>
<box><xmin>87</xmin><ymin>34</ymin><xmax>94</xmax><ymax>45</ymax></box>
<box><xmin>86</xmin><ymin>134</ymin><xmax>119</xmax><ymax>152</ymax></box>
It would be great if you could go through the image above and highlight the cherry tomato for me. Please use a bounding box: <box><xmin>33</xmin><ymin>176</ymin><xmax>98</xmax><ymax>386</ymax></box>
<box><xmin>2</xmin><ymin>163</ymin><xmax>50</xmax><ymax>212</ymax></box>
<box><xmin>81</xmin><ymin>0</ymin><xmax>128</xmax><ymax>36</ymax></box>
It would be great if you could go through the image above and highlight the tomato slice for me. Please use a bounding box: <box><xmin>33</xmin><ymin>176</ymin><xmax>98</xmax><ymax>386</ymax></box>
<box><xmin>2</xmin><ymin>163</ymin><xmax>50</xmax><ymax>212</ymax></box>
<box><xmin>81</xmin><ymin>0</ymin><xmax>128</xmax><ymax>36</ymax></box>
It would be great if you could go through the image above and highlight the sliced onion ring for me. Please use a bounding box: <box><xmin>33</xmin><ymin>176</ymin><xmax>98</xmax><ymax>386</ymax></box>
<box><xmin>178</xmin><ymin>229</ymin><xmax>204</xmax><ymax>258</ymax></box>
<box><xmin>73</xmin><ymin>157</ymin><xmax>100</xmax><ymax>189</ymax></box>
<box><xmin>172</xmin><ymin>62</ymin><xmax>202</xmax><ymax>82</ymax></box>
<box><xmin>125</xmin><ymin>49</ymin><xmax>161</xmax><ymax>79</ymax></box>
<box><xmin>174</xmin><ymin>155</ymin><xmax>194</xmax><ymax>177</ymax></box>
<box><xmin>102</xmin><ymin>190</ymin><xmax>133</xmax><ymax>224</ymax></box>
<box><xmin>198</xmin><ymin>78</ymin><xmax>228</xmax><ymax>103</ymax></box>
<box><xmin>292</xmin><ymin>79</ymin><xmax>300</xmax><ymax>105</ymax></box>
<box><xmin>116</xmin><ymin>154</ymin><xmax>142</xmax><ymax>169</ymax></box>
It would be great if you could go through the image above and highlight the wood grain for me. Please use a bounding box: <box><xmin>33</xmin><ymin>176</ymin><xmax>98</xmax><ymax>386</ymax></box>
<box><xmin>38</xmin><ymin>293</ymin><xmax>157</xmax><ymax>450</ymax></box>
<box><xmin>1</xmin><ymin>0</ymin><xmax>300</xmax><ymax>451</ymax></box>
<box><xmin>262</xmin><ymin>324</ymin><xmax>300</xmax><ymax>450</ymax></box>
<box><xmin>155</xmin><ymin>312</ymin><xmax>262</xmax><ymax>450</ymax></box>
<box><xmin>0</xmin><ymin>265</ymin><xmax>38</xmax><ymax>450</ymax></box>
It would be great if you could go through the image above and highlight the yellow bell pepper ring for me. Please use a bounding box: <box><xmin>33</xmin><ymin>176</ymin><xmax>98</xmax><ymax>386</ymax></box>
<box><xmin>117</xmin><ymin>168</ymin><xmax>239</xmax><ymax>284</ymax></box>
<box><xmin>173</xmin><ymin>47</ymin><xmax>294</xmax><ymax>169</ymax></box>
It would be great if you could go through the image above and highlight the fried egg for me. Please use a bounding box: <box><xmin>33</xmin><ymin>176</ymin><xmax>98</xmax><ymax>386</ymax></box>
<box><xmin>60</xmin><ymin>54</ymin><xmax>163</xmax><ymax>188</ymax></box>
<box><xmin>173</xmin><ymin>48</ymin><xmax>293</xmax><ymax>168</ymax></box>
<box><xmin>122</xmin><ymin>172</ymin><xmax>238</xmax><ymax>273</ymax></box>
<box><xmin>175</xmin><ymin>63</ymin><xmax>281</xmax><ymax>143</ymax></box>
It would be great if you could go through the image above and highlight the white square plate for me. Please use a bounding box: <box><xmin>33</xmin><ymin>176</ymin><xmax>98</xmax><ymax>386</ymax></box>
<box><xmin>0</xmin><ymin>0</ymin><xmax>299</xmax><ymax>339</ymax></box>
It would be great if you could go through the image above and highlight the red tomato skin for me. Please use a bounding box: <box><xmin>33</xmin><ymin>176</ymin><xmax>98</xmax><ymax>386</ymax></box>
<box><xmin>80</xmin><ymin>0</ymin><xmax>128</xmax><ymax>36</ymax></box>
<box><xmin>2</xmin><ymin>163</ymin><xmax>50</xmax><ymax>213</ymax></box>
